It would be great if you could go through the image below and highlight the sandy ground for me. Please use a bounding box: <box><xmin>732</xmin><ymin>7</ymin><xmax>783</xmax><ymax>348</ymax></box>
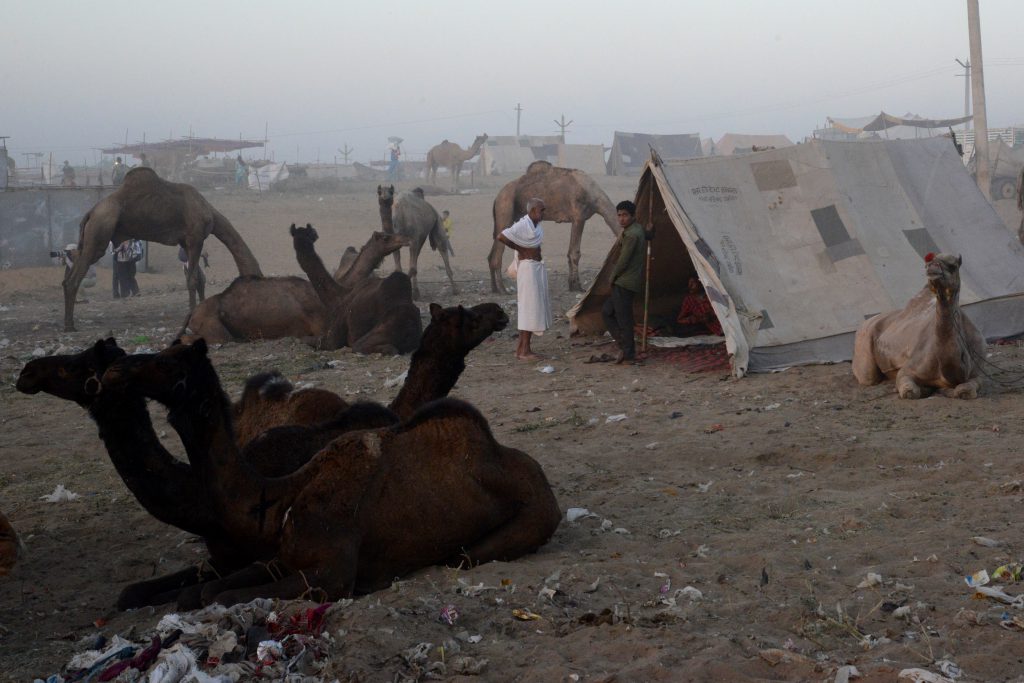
<box><xmin>3</xmin><ymin>177</ymin><xmax>1024</xmax><ymax>681</ymax></box>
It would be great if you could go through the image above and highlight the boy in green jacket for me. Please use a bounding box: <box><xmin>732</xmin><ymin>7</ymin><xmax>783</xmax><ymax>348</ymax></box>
<box><xmin>603</xmin><ymin>200</ymin><xmax>645</xmax><ymax>363</ymax></box>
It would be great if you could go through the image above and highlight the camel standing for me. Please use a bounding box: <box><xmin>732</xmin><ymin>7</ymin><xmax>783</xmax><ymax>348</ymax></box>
<box><xmin>425</xmin><ymin>134</ymin><xmax>488</xmax><ymax>191</ymax></box>
<box><xmin>487</xmin><ymin>161</ymin><xmax>620</xmax><ymax>293</ymax></box>
<box><xmin>852</xmin><ymin>253</ymin><xmax>984</xmax><ymax>399</ymax></box>
<box><xmin>377</xmin><ymin>185</ymin><xmax>457</xmax><ymax>299</ymax></box>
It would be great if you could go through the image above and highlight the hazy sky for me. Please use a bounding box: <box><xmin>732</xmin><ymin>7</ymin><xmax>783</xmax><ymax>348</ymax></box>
<box><xmin>3</xmin><ymin>0</ymin><xmax>1022</xmax><ymax>165</ymax></box>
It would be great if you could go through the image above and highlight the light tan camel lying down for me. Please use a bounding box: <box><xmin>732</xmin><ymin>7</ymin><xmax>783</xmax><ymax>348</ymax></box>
<box><xmin>853</xmin><ymin>252</ymin><xmax>984</xmax><ymax>399</ymax></box>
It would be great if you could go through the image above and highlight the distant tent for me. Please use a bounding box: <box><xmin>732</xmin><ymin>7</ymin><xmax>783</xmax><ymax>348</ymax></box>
<box><xmin>714</xmin><ymin>133</ymin><xmax>793</xmax><ymax>156</ymax></box>
<box><xmin>607</xmin><ymin>131</ymin><xmax>701</xmax><ymax>175</ymax></box>
<box><xmin>824</xmin><ymin>112</ymin><xmax>972</xmax><ymax>140</ymax></box>
<box><xmin>478</xmin><ymin>136</ymin><xmax>564</xmax><ymax>176</ymax></box>
<box><xmin>568</xmin><ymin>137</ymin><xmax>1024</xmax><ymax>375</ymax></box>
<box><xmin>557</xmin><ymin>144</ymin><xmax>607</xmax><ymax>176</ymax></box>
<box><xmin>248</xmin><ymin>162</ymin><xmax>289</xmax><ymax>190</ymax></box>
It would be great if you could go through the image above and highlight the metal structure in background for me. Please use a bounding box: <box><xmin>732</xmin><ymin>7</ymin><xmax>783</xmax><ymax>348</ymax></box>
<box><xmin>0</xmin><ymin>187</ymin><xmax>113</xmax><ymax>269</ymax></box>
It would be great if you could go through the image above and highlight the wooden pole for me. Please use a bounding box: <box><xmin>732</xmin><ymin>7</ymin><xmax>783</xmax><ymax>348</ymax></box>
<box><xmin>967</xmin><ymin>0</ymin><xmax>990</xmax><ymax>199</ymax></box>
<box><xmin>640</xmin><ymin>175</ymin><xmax>655</xmax><ymax>356</ymax></box>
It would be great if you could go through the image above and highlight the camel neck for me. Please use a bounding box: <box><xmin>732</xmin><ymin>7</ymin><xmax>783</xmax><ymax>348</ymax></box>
<box><xmin>932</xmin><ymin>285</ymin><xmax>962</xmax><ymax>337</ymax></box>
<box><xmin>389</xmin><ymin>350</ymin><xmax>465</xmax><ymax>421</ymax></box>
<box><xmin>90</xmin><ymin>392</ymin><xmax>216</xmax><ymax>536</ymax></box>
<box><xmin>379</xmin><ymin>201</ymin><xmax>394</xmax><ymax>232</ymax></box>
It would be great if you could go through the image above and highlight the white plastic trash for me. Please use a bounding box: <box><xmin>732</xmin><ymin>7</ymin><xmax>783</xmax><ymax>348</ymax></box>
<box><xmin>40</xmin><ymin>484</ymin><xmax>80</xmax><ymax>502</ymax></box>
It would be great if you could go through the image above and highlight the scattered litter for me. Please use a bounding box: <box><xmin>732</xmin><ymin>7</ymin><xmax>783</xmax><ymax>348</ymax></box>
<box><xmin>584</xmin><ymin>577</ymin><xmax>601</xmax><ymax>593</ymax></box>
<box><xmin>538</xmin><ymin>365</ymin><xmax>555</xmax><ymax>374</ymax></box>
<box><xmin>383</xmin><ymin>370</ymin><xmax>407</xmax><ymax>388</ymax></box>
<box><xmin>697</xmin><ymin>481</ymin><xmax>713</xmax><ymax>493</ymax></box>
<box><xmin>645</xmin><ymin>442</ymin><xmax>660</xmax><ymax>450</ymax></box>
<box><xmin>993</xmin><ymin>563</ymin><xmax>1023</xmax><ymax>581</ymax></box>
<box><xmin>856</xmin><ymin>572</ymin><xmax>883</xmax><ymax>589</ymax></box>
<box><xmin>605</xmin><ymin>414</ymin><xmax>627</xmax><ymax>423</ymax></box>
<box><xmin>439</xmin><ymin>604</ymin><xmax>459</xmax><ymax>625</ymax></box>
<box><xmin>600</xmin><ymin>519</ymin><xmax>613</xmax><ymax>531</ymax></box>
<box><xmin>450</xmin><ymin>656</ymin><xmax>489</xmax><ymax>675</ymax></box>
<box><xmin>937</xmin><ymin>660</ymin><xmax>962</xmax><ymax>680</ymax></box>
<box><xmin>964</xmin><ymin>569</ymin><xmax>990</xmax><ymax>588</ymax></box>
<box><xmin>834</xmin><ymin>665</ymin><xmax>861</xmax><ymax>683</ymax></box>
<box><xmin>512</xmin><ymin>608</ymin><xmax>541</xmax><ymax>621</ymax></box>
<box><xmin>467</xmin><ymin>634</ymin><xmax>483</xmax><ymax>644</ymax></box>
<box><xmin>759</xmin><ymin>648</ymin><xmax>810</xmax><ymax>666</ymax></box>
<box><xmin>703</xmin><ymin>423</ymin><xmax>724</xmax><ymax>434</ymax></box>
<box><xmin>695</xmin><ymin>544</ymin><xmax>710</xmax><ymax>558</ymax></box>
<box><xmin>326</xmin><ymin>360</ymin><xmax>344</xmax><ymax>368</ymax></box>
<box><xmin>786</xmin><ymin>471</ymin><xmax>804</xmax><ymax>479</ymax></box>
<box><xmin>763</xmin><ymin>403</ymin><xmax>780</xmax><ymax>411</ymax></box>
<box><xmin>679</xmin><ymin>586</ymin><xmax>702</xmax><ymax>601</ymax></box>
<box><xmin>973</xmin><ymin>585</ymin><xmax>1024</xmax><ymax>607</ymax></box>
<box><xmin>971</xmin><ymin>536</ymin><xmax>1002</xmax><ymax>548</ymax></box>
<box><xmin>897</xmin><ymin>669</ymin><xmax>954</xmax><ymax>683</ymax></box>
<box><xmin>612</xmin><ymin>527</ymin><xmax>630</xmax><ymax>535</ymax></box>
<box><xmin>566</xmin><ymin>507</ymin><xmax>594</xmax><ymax>522</ymax></box>
<box><xmin>893</xmin><ymin>605</ymin><xmax>912</xmax><ymax>620</ymax></box>
<box><xmin>40</xmin><ymin>484</ymin><xmax>80</xmax><ymax>502</ymax></box>
<box><xmin>256</xmin><ymin>640</ymin><xmax>283</xmax><ymax>663</ymax></box>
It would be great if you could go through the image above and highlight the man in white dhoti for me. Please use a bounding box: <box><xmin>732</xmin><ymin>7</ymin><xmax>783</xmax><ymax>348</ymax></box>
<box><xmin>497</xmin><ymin>198</ymin><xmax>553</xmax><ymax>360</ymax></box>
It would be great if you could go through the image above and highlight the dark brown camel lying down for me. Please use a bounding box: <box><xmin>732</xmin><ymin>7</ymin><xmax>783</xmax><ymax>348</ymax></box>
<box><xmin>852</xmin><ymin>252</ymin><xmax>984</xmax><ymax>399</ymax></box>
<box><xmin>181</xmin><ymin>229</ymin><xmax>409</xmax><ymax>345</ymax></box>
<box><xmin>17</xmin><ymin>301</ymin><xmax>511</xmax><ymax>607</ymax></box>
<box><xmin>103</xmin><ymin>338</ymin><xmax>561</xmax><ymax>606</ymax></box>
<box><xmin>0</xmin><ymin>511</ymin><xmax>18</xmax><ymax>577</ymax></box>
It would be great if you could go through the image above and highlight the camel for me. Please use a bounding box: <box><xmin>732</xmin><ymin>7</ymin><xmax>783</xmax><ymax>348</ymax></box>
<box><xmin>852</xmin><ymin>253</ymin><xmax>984</xmax><ymax>399</ymax></box>
<box><xmin>232</xmin><ymin>372</ymin><xmax>352</xmax><ymax>447</ymax></box>
<box><xmin>292</xmin><ymin>224</ymin><xmax>423</xmax><ymax>354</ymax></box>
<box><xmin>62</xmin><ymin>167</ymin><xmax>263</xmax><ymax>331</ymax></box>
<box><xmin>101</xmin><ymin>338</ymin><xmax>561</xmax><ymax>606</ymax></box>
<box><xmin>181</xmin><ymin>230</ymin><xmax>409</xmax><ymax>345</ymax></box>
<box><xmin>487</xmin><ymin>160</ymin><xmax>621</xmax><ymax>293</ymax></box>
<box><xmin>378</xmin><ymin>185</ymin><xmax>457</xmax><ymax>299</ymax></box>
<box><xmin>425</xmin><ymin>134</ymin><xmax>488</xmax><ymax>191</ymax></box>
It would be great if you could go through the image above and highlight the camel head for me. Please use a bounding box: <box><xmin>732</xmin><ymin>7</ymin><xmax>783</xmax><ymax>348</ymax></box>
<box><xmin>424</xmin><ymin>302</ymin><xmax>510</xmax><ymax>356</ymax></box>
<box><xmin>289</xmin><ymin>223</ymin><xmax>318</xmax><ymax>244</ymax></box>
<box><xmin>377</xmin><ymin>184</ymin><xmax>395</xmax><ymax>205</ymax></box>
<box><xmin>365</xmin><ymin>231</ymin><xmax>410</xmax><ymax>255</ymax></box>
<box><xmin>472</xmin><ymin>134</ymin><xmax>489</xmax><ymax>150</ymax></box>
<box><xmin>102</xmin><ymin>338</ymin><xmax>218</xmax><ymax>412</ymax></box>
<box><xmin>924</xmin><ymin>252</ymin><xmax>963</xmax><ymax>300</ymax></box>
<box><xmin>16</xmin><ymin>338</ymin><xmax>126</xmax><ymax>406</ymax></box>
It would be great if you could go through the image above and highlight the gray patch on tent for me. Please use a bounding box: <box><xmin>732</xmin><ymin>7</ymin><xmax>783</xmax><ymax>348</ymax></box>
<box><xmin>706</xmin><ymin>285</ymin><xmax>729</xmax><ymax>307</ymax></box>
<box><xmin>758</xmin><ymin>309</ymin><xmax>774</xmax><ymax>330</ymax></box>
<box><xmin>902</xmin><ymin>228</ymin><xmax>940</xmax><ymax>259</ymax></box>
<box><xmin>751</xmin><ymin>159</ymin><xmax>797</xmax><ymax>192</ymax></box>
<box><xmin>811</xmin><ymin>205</ymin><xmax>851</xmax><ymax>247</ymax></box>
<box><xmin>693</xmin><ymin>238</ymin><xmax>721</xmax><ymax>275</ymax></box>
<box><xmin>826</xmin><ymin>239</ymin><xmax>865</xmax><ymax>262</ymax></box>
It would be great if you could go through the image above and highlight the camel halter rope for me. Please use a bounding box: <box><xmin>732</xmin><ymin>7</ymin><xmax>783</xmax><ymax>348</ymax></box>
<box><xmin>949</xmin><ymin>306</ymin><xmax>1024</xmax><ymax>387</ymax></box>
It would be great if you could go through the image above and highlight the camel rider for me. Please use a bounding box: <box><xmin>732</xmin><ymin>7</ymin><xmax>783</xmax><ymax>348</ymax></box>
<box><xmin>601</xmin><ymin>200</ymin><xmax>645</xmax><ymax>364</ymax></box>
<box><xmin>111</xmin><ymin>157</ymin><xmax>126</xmax><ymax>185</ymax></box>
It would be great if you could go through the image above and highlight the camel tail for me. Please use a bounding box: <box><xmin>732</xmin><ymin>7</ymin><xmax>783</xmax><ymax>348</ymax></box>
<box><xmin>210</xmin><ymin>209</ymin><xmax>263</xmax><ymax>277</ymax></box>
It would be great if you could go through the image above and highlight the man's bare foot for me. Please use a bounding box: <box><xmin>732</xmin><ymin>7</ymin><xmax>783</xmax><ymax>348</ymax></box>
<box><xmin>517</xmin><ymin>352</ymin><xmax>541</xmax><ymax>361</ymax></box>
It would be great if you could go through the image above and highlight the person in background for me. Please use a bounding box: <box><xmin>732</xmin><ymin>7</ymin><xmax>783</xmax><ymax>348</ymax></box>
<box><xmin>674</xmin><ymin>277</ymin><xmax>723</xmax><ymax>336</ymax></box>
<box><xmin>387</xmin><ymin>142</ymin><xmax>401</xmax><ymax>182</ymax></box>
<box><xmin>235</xmin><ymin>154</ymin><xmax>248</xmax><ymax>188</ymax></box>
<box><xmin>441</xmin><ymin>210</ymin><xmax>453</xmax><ymax>238</ymax></box>
<box><xmin>111</xmin><ymin>157</ymin><xmax>126</xmax><ymax>185</ymax></box>
<box><xmin>138</xmin><ymin>152</ymin><xmax>150</xmax><ymax>168</ymax></box>
<box><xmin>497</xmin><ymin>198</ymin><xmax>552</xmax><ymax>360</ymax></box>
<box><xmin>61</xmin><ymin>161</ymin><xmax>76</xmax><ymax>187</ymax></box>
<box><xmin>602</xmin><ymin>200</ymin><xmax>645</xmax><ymax>364</ymax></box>
<box><xmin>112</xmin><ymin>239</ymin><xmax>142</xmax><ymax>298</ymax></box>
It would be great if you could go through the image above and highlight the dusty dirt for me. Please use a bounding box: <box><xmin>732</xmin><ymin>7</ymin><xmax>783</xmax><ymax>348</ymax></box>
<box><xmin>2</xmin><ymin>176</ymin><xmax>1024</xmax><ymax>682</ymax></box>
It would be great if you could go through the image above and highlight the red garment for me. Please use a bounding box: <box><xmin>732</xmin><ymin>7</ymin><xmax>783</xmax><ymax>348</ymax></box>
<box><xmin>676</xmin><ymin>294</ymin><xmax>723</xmax><ymax>336</ymax></box>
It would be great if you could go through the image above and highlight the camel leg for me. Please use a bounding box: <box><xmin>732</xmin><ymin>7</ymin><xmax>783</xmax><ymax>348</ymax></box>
<box><xmin>438</xmin><ymin>241</ymin><xmax>459</xmax><ymax>296</ymax></box>
<box><xmin>350</xmin><ymin>326</ymin><xmax>400</xmax><ymax>356</ymax></box>
<box><xmin>185</xmin><ymin>241</ymin><xmax>204</xmax><ymax>311</ymax></box>
<box><xmin>408</xmin><ymin>242</ymin><xmax>422</xmax><ymax>300</ymax></box>
<box><xmin>567</xmin><ymin>219</ymin><xmax>585</xmax><ymax>292</ymax></box>
<box><xmin>943</xmin><ymin>378</ymin><xmax>981</xmax><ymax>399</ymax></box>
<box><xmin>851</xmin><ymin>330</ymin><xmax>884</xmax><ymax>386</ymax></box>
<box><xmin>487</xmin><ymin>240</ymin><xmax>508</xmax><ymax>294</ymax></box>
<box><xmin>895</xmin><ymin>369</ymin><xmax>923</xmax><ymax>399</ymax></box>
<box><xmin>117</xmin><ymin>565</ymin><xmax>221</xmax><ymax>610</ymax></box>
<box><xmin>62</xmin><ymin>238</ymin><xmax>108</xmax><ymax>332</ymax></box>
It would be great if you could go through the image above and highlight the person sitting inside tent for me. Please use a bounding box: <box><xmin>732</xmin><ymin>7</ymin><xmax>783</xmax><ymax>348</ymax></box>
<box><xmin>674</xmin><ymin>277</ymin><xmax>723</xmax><ymax>336</ymax></box>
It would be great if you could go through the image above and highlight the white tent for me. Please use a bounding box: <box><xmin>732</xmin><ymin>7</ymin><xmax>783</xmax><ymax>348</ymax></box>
<box><xmin>478</xmin><ymin>136</ymin><xmax>563</xmax><ymax>176</ymax></box>
<box><xmin>557</xmin><ymin>144</ymin><xmax>606</xmax><ymax>176</ymax></box>
<box><xmin>714</xmin><ymin>133</ymin><xmax>793</xmax><ymax>156</ymax></box>
<box><xmin>569</xmin><ymin>137</ymin><xmax>1024</xmax><ymax>375</ymax></box>
<box><xmin>248</xmin><ymin>162</ymin><xmax>289</xmax><ymax>190</ymax></box>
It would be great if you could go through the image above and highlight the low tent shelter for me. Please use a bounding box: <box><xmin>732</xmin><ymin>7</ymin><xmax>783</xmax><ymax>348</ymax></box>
<box><xmin>557</xmin><ymin>144</ymin><xmax>607</xmax><ymax>176</ymax></box>
<box><xmin>713</xmin><ymin>133</ymin><xmax>793</xmax><ymax>156</ymax></box>
<box><xmin>101</xmin><ymin>137</ymin><xmax>264</xmax><ymax>182</ymax></box>
<box><xmin>606</xmin><ymin>132</ymin><xmax>701</xmax><ymax>176</ymax></box>
<box><xmin>478</xmin><ymin>135</ymin><xmax>564</xmax><ymax>176</ymax></box>
<box><xmin>568</xmin><ymin>137</ymin><xmax>1024</xmax><ymax>376</ymax></box>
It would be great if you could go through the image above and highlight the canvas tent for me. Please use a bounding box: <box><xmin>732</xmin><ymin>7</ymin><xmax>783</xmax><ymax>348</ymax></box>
<box><xmin>607</xmin><ymin>132</ymin><xmax>701</xmax><ymax>175</ymax></box>
<box><xmin>568</xmin><ymin>137</ymin><xmax>1024</xmax><ymax>375</ymax></box>
<box><xmin>478</xmin><ymin>136</ymin><xmax>564</xmax><ymax>176</ymax></box>
<box><xmin>557</xmin><ymin>144</ymin><xmax>607</xmax><ymax>175</ymax></box>
<box><xmin>714</xmin><ymin>133</ymin><xmax>793</xmax><ymax>156</ymax></box>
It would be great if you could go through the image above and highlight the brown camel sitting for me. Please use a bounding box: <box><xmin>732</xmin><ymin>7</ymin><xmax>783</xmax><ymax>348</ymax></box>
<box><xmin>425</xmin><ymin>134</ymin><xmax>488</xmax><ymax>191</ymax></box>
<box><xmin>487</xmin><ymin>160</ymin><xmax>621</xmax><ymax>293</ymax></box>
<box><xmin>63</xmin><ymin>167</ymin><xmax>263</xmax><ymax>331</ymax></box>
<box><xmin>292</xmin><ymin>223</ymin><xmax>422</xmax><ymax>354</ymax></box>
<box><xmin>233</xmin><ymin>300</ymin><xmax>509</xmax><ymax>447</ymax></box>
<box><xmin>852</xmin><ymin>253</ymin><xmax>984</xmax><ymax>399</ymax></box>
<box><xmin>377</xmin><ymin>184</ymin><xmax>457</xmax><ymax>299</ymax></box>
<box><xmin>181</xmin><ymin>229</ymin><xmax>409</xmax><ymax>345</ymax></box>
<box><xmin>0</xmin><ymin>511</ymin><xmax>18</xmax><ymax>577</ymax></box>
<box><xmin>102</xmin><ymin>338</ymin><xmax>561</xmax><ymax>606</ymax></box>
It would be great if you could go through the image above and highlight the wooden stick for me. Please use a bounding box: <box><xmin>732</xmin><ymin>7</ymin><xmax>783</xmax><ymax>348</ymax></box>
<box><xmin>641</xmin><ymin>176</ymin><xmax>655</xmax><ymax>354</ymax></box>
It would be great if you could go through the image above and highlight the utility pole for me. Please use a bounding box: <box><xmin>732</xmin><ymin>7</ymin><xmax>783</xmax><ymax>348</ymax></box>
<box><xmin>338</xmin><ymin>144</ymin><xmax>354</xmax><ymax>164</ymax></box>
<box><xmin>514</xmin><ymin>103</ymin><xmax>523</xmax><ymax>137</ymax></box>
<box><xmin>967</xmin><ymin>0</ymin><xmax>990</xmax><ymax>199</ymax></box>
<box><xmin>954</xmin><ymin>58</ymin><xmax>971</xmax><ymax>130</ymax></box>
<box><xmin>553</xmin><ymin>114</ymin><xmax>573</xmax><ymax>141</ymax></box>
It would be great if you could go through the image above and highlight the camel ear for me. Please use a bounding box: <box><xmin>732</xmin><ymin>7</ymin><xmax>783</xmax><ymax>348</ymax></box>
<box><xmin>171</xmin><ymin>338</ymin><xmax>182</xmax><ymax>346</ymax></box>
<box><xmin>956</xmin><ymin>254</ymin><xmax>962</xmax><ymax>267</ymax></box>
<box><xmin>93</xmin><ymin>339</ymin><xmax>109</xmax><ymax>354</ymax></box>
<box><xmin>289</xmin><ymin>223</ymin><xmax>297</xmax><ymax>235</ymax></box>
<box><xmin>192</xmin><ymin>338</ymin><xmax>208</xmax><ymax>357</ymax></box>
<box><xmin>429</xmin><ymin>303</ymin><xmax>444</xmax><ymax>320</ymax></box>
<box><xmin>377</xmin><ymin>185</ymin><xmax>382</xmax><ymax>192</ymax></box>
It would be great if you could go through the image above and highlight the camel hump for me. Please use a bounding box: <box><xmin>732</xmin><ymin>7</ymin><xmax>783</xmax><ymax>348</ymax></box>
<box><xmin>526</xmin><ymin>160</ymin><xmax>553</xmax><ymax>174</ymax></box>
<box><xmin>242</xmin><ymin>371</ymin><xmax>293</xmax><ymax>401</ymax></box>
<box><xmin>399</xmin><ymin>398</ymin><xmax>495</xmax><ymax>440</ymax></box>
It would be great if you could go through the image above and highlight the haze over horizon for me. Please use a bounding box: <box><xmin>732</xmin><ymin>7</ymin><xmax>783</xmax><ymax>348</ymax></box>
<box><xmin>4</xmin><ymin>0</ymin><xmax>1023</xmax><ymax>165</ymax></box>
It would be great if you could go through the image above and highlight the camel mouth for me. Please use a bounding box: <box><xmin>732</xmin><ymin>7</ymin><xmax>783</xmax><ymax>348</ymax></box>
<box><xmin>14</xmin><ymin>377</ymin><xmax>41</xmax><ymax>394</ymax></box>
